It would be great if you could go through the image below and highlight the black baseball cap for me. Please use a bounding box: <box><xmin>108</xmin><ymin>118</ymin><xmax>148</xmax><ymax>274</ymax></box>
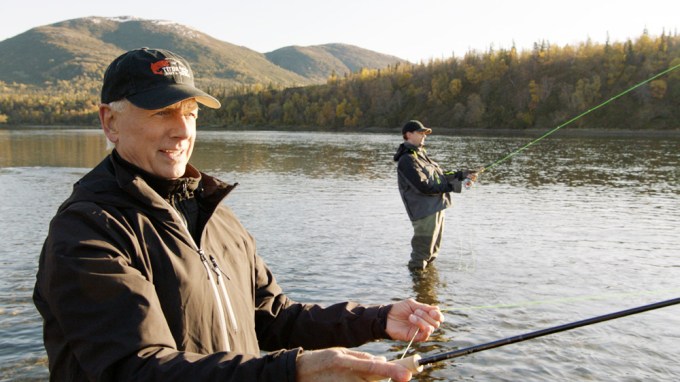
<box><xmin>101</xmin><ymin>48</ymin><xmax>221</xmax><ymax>109</ymax></box>
<box><xmin>402</xmin><ymin>120</ymin><xmax>432</xmax><ymax>135</ymax></box>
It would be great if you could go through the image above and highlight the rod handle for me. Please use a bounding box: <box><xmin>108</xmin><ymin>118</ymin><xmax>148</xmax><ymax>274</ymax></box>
<box><xmin>367</xmin><ymin>354</ymin><xmax>423</xmax><ymax>381</ymax></box>
<box><xmin>391</xmin><ymin>354</ymin><xmax>423</xmax><ymax>373</ymax></box>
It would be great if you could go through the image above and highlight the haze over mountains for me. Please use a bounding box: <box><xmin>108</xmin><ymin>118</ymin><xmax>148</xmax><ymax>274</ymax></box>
<box><xmin>0</xmin><ymin>16</ymin><xmax>408</xmax><ymax>90</ymax></box>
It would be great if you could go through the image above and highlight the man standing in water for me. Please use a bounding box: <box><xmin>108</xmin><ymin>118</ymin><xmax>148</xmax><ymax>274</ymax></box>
<box><xmin>33</xmin><ymin>48</ymin><xmax>443</xmax><ymax>381</ymax></box>
<box><xmin>394</xmin><ymin>120</ymin><xmax>477</xmax><ymax>271</ymax></box>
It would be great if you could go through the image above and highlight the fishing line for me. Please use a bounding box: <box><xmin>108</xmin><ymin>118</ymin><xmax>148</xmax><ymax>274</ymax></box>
<box><xmin>440</xmin><ymin>288</ymin><xmax>680</xmax><ymax>313</ymax></box>
<box><xmin>454</xmin><ymin>64</ymin><xmax>680</xmax><ymax>271</ymax></box>
<box><xmin>479</xmin><ymin>62</ymin><xmax>680</xmax><ymax>174</ymax></box>
<box><xmin>386</xmin><ymin>328</ymin><xmax>419</xmax><ymax>382</ymax></box>
<box><xmin>385</xmin><ymin>64</ymin><xmax>680</xmax><ymax>378</ymax></box>
<box><xmin>455</xmin><ymin>181</ymin><xmax>478</xmax><ymax>271</ymax></box>
<box><xmin>399</xmin><ymin>328</ymin><xmax>419</xmax><ymax>359</ymax></box>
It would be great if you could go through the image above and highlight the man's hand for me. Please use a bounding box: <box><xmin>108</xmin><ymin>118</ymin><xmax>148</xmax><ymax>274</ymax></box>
<box><xmin>296</xmin><ymin>348</ymin><xmax>412</xmax><ymax>382</ymax></box>
<box><xmin>385</xmin><ymin>298</ymin><xmax>444</xmax><ymax>342</ymax></box>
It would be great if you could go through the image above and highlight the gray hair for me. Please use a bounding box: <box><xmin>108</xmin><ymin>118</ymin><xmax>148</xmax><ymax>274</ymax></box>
<box><xmin>107</xmin><ymin>99</ymin><xmax>131</xmax><ymax>113</ymax></box>
<box><xmin>102</xmin><ymin>99</ymin><xmax>130</xmax><ymax>150</ymax></box>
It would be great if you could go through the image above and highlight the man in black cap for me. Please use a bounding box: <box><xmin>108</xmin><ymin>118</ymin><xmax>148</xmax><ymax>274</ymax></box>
<box><xmin>394</xmin><ymin>120</ymin><xmax>477</xmax><ymax>271</ymax></box>
<box><xmin>33</xmin><ymin>48</ymin><xmax>443</xmax><ymax>381</ymax></box>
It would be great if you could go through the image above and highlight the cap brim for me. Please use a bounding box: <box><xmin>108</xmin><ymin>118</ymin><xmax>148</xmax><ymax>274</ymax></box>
<box><xmin>419</xmin><ymin>128</ymin><xmax>433</xmax><ymax>134</ymax></box>
<box><xmin>127</xmin><ymin>83</ymin><xmax>221</xmax><ymax>110</ymax></box>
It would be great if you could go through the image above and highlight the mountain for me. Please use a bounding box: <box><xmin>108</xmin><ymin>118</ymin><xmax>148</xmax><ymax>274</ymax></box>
<box><xmin>265</xmin><ymin>43</ymin><xmax>407</xmax><ymax>82</ymax></box>
<box><xmin>0</xmin><ymin>16</ymin><xmax>407</xmax><ymax>91</ymax></box>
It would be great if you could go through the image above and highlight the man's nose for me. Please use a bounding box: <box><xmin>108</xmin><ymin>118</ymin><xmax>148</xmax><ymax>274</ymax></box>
<box><xmin>169</xmin><ymin>114</ymin><xmax>193</xmax><ymax>138</ymax></box>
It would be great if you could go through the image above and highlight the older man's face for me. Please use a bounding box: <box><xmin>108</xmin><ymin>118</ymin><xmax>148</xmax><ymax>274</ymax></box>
<box><xmin>104</xmin><ymin>99</ymin><xmax>198</xmax><ymax>179</ymax></box>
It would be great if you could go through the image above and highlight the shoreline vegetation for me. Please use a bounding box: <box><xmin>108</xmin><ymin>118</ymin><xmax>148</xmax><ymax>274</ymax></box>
<box><xmin>1</xmin><ymin>32</ymin><xmax>678</xmax><ymax>132</ymax></box>
<box><xmin>4</xmin><ymin>124</ymin><xmax>680</xmax><ymax>139</ymax></box>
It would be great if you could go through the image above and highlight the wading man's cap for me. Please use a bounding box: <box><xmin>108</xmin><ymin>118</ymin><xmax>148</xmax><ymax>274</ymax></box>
<box><xmin>402</xmin><ymin>120</ymin><xmax>432</xmax><ymax>135</ymax></box>
<box><xmin>101</xmin><ymin>47</ymin><xmax>221</xmax><ymax>109</ymax></box>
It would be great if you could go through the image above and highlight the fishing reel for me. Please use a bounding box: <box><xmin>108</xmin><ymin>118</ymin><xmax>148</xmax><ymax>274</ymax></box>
<box><xmin>463</xmin><ymin>167</ymin><xmax>484</xmax><ymax>190</ymax></box>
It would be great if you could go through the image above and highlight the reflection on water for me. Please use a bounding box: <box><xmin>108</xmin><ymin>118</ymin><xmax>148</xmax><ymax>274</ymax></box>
<box><xmin>411</xmin><ymin>268</ymin><xmax>441</xmax><ymax>307</ymax></box>
<box><xmin>1</xmin><ymin>128</ymin><xmax>679</xmax><ymax>381</ymax></box>
<box><xmin>0</xmin><ymin>129</ymin><xmax>110</xmax><ymax>168</ymax></box>
<box><xmin>192</xmin><ymin>131</ymin><xmax>402</xmax><ymax>180</ymax></box>
<box><xmin>2</xmin><ymin>129</ymin><xmax>678</xmax><ymax>194</ymax></box>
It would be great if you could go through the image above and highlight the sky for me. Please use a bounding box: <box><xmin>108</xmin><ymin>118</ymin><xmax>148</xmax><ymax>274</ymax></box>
<box><xmin>1</xmin><ymin>0</ymin><xmax>678</xmax><ymax>63</ymax></box>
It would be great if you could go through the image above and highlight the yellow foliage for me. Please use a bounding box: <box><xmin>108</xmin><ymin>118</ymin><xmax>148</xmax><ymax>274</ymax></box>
<box><xmin>528</xmin><ymin>80</ymin><xmax>540</xmax><ymax>110</ymax></box>
<box><xmin>649</xmin><ymin>80</ymin><xmax>667</xmax><ymax>99</ymax></box>
<box><xmin>449</xmin><ymin>79</ymin><xmax>462</xmax><ymax>97</ymax></box>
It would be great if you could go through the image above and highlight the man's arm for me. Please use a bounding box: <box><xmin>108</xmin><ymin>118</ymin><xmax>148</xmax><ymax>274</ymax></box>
<box><xmin>34</xmin><ymin>203</ymin><xmax>297</xmax><ymax>381</ymax></box>
<box><xmin>295</xmin><ymin>299</ymin><xmax>444</xmax><ymax>382</ymax></box>
<box><xmin>252</xmin><ymin>251</ymin><xmax>392</xmax><ymax>350</ymax></box>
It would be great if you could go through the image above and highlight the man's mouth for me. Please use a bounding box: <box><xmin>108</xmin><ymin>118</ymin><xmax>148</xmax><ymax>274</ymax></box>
<box><xmin>160</xmin><ymin>148</ymin><xmax>184</xmax><ymax>159</ymax></box>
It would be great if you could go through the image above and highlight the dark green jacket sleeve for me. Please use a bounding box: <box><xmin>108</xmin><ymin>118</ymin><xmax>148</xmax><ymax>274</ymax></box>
<box><xmin>252</xmin><ymin>252</ymin><xmax>392</xmax><ymax>350</ymax></box>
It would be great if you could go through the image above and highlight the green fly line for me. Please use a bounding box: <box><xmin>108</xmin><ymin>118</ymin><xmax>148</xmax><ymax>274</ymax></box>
<box><xmin>396</xmin><ymin>64</ymin><xmax>680</xmax><ymax>364</ymax></box>
<box><xmin>480</xmin><ymin>62</ymin><xmax>680</xmax><ymax>174</ymax></box>
<box><xmin>441</xmin><ymin>288</ymin><xmax>680</xmax><ymax>313</ymax></box>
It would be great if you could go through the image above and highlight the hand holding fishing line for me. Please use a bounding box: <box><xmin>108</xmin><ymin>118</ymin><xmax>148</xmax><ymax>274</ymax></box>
<box><xmin>373</xmin><ymin>297</ymin><xmax>680</xmax><ymax>380</ymax></box>
<box><xmin>297</xmin><ymin>299</ymin><xmax>444</xmax><ymax>382</ymax></box>
<box><xmin>385</xmin><ymin>298</ymin><xmax>445</xmax><ymax>342</ymax></box>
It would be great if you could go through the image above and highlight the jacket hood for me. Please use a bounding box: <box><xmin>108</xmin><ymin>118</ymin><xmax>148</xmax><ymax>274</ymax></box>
<box><xmin>393</xmin><ymin>142</ymin><xmax>420</xmax><ymax>161</ymax></box>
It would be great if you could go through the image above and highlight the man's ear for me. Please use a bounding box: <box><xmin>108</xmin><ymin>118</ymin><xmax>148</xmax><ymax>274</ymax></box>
<box><xmin>99</xmin><ymin>104</ymin><xmax>118</xmax><ymax>144</ymax></box>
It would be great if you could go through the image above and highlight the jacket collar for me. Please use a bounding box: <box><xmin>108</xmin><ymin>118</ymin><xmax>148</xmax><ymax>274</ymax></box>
<box><xmin>394</xmin><ymin>142</ymin><xmax>425</xmax><ymax>161</ymax></box>
<box><xmin>67</xmin><ymin>153</ymin><xmax>237</xmax><ymax>214</ymax></box>
<box><xmin>111</xmin><ymin>150</ymin><xmax>201</xmax><ymax>202</ymax></box>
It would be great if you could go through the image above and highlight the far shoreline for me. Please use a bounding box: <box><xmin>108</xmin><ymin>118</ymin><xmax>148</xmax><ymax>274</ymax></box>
<box><xmin>2</xmin><ymin>124</ymin><xmax>680</xmax><ymax>138</ymax></box>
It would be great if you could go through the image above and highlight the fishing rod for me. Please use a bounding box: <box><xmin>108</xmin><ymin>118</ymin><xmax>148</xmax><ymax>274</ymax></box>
<box><xmin>475</xmin><ymin>62</ymin><xmax>680</xmax><ymax>175</ymax></box>
<box><xmin>383</xmin><ymin>297</ymin><xmax>680</xmax><ymax>376</ymax></box>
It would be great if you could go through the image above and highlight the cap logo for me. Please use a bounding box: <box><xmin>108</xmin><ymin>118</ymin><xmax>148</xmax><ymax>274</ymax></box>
<box><xmin>150</xmin><ymin>59</ymin><xmax>190</xmax><ymax>78</ymax></box>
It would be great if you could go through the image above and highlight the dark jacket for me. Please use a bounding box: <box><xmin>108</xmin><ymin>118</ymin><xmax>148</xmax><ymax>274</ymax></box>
<box><xmin>394</xmin><ymin>142</ymin><xmax>466</xmax><ymax>221</ymax></box>
<box><xmin>33</xmin><ymin>154</ymin><xmax>391</xmax><ymax>381</ymax></box>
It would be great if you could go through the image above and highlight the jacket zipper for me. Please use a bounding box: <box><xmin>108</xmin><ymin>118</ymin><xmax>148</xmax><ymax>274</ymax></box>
<box><xmin>209</xmin><ymin>255</ymin><xmax>239</xmax><ymax>332</ymax></box>
<box><xmin>166</xmin><ymin>205</ymin><xmax>233</xmax><ymax>352</ymax></box>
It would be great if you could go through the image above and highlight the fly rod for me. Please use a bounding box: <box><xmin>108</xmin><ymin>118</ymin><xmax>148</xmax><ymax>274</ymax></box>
<box><xmin>477</xmin><ymin>62</ymin><xmax>680</xmax><ymax>174</ymax></box>
<box><xmin>386</xmin><ymin>297</ymin><xmax>680</xmax><ymax>374</ymax></box>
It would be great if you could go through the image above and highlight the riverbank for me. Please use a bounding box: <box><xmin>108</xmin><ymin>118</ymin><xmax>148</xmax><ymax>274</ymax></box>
<box><xmin>202</xmin><ymin>125</ymin><xmax>680</xmax><ymax>138</ymax></box>
<box><xmin>3</xmin><ymin>124</ymin><xmax>680</xmax><ymax>138</ymax></box>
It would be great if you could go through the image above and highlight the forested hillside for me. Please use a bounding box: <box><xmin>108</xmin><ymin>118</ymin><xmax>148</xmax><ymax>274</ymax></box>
<box><xmin>1</xmin><ymin>31</ymin><xmax>678</xmax><ymax>130</ymax></box>
<box><xmin>201</xmin><ymin>32</ymin><xmax>678</xmax><ymax>131</ymax></box>
<box><xmin>0</xmin><ymin>16</ymin><xmax>404</xmax><ymax>126</ymax></box>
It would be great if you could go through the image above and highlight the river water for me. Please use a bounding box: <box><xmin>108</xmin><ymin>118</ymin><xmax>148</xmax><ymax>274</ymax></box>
<box><xmin>0</xmin><ymin>128</ymin><xmax>678</xmax><ymax>381</ymax></box>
